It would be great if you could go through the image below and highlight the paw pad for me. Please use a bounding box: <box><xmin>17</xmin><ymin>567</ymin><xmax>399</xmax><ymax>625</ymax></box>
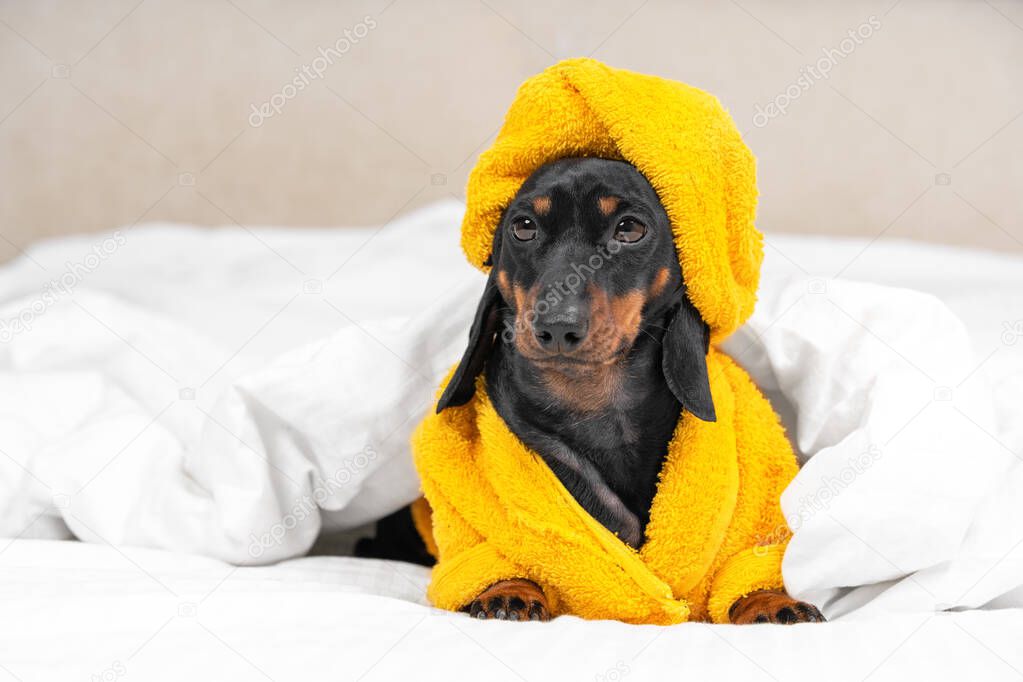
<box><xmin>466</xmin><ymin>594</ymin><xmax>549</xmax><ymax>621</ymax></box>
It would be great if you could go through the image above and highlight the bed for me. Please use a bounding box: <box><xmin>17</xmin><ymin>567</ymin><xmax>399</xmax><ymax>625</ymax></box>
<box><xmin>2</xmin><ymin>200</ymin><xmax>1022</xmax><ymax>680</ymax></box>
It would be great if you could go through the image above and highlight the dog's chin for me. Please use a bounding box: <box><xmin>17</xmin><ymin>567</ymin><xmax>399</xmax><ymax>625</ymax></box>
<box><xmin>520</xmin><ymin>345</ymin><xmax>629</xmax><ymax>372</ymax></box>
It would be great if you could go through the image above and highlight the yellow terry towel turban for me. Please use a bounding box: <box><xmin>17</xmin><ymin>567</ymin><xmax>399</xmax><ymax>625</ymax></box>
<box><xmin>461</xmin><ymin>57</ymin><xmax>761</xmax><ymax>341</ymax></box>
<box><xmin>412</xmin><ymin>59</ymin><xmax>798</xmax><ymax>624</ymax></box>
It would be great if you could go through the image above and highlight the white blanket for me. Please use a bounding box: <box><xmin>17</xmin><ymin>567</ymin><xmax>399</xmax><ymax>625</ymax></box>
<box><xmin>2</xmin><ymin>199</ymin><xmax>1023</xmax><ymax>624</ymax></box>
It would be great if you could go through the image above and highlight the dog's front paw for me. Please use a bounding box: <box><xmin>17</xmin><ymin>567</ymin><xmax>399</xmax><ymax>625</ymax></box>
<box><xmin>729</xmin><ymin>590</ymin><xmax>825</xmax><ymax>624</ymax></box>
<box><xmin>464</xmin><ymin>579</ymin><xmax>550</xmax><ymax>621</ymax></box>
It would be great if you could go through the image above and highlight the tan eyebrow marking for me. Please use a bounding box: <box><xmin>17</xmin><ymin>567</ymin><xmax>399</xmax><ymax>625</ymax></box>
<box><xmin>532</xmin><ymin>196</ymin><xmax>551</xmax><ymax>215</ymax></box>
<box><xmin>650</xmin><ymin>267</ymin><xmax>671</xmax><ymax>298</ymax></box>
<box><xmin>496</xmin><ymin>270</ymin><xmax>510</xmax><ymax>297</ymax></box>
<box><xmin>598</xmin><ymin>196</ymin><xmax>620</xmax><ymax>216</ymax></box>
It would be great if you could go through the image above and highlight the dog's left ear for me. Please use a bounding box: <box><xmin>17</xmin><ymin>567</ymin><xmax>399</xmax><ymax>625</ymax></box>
<box><xmin>662</xmin><ymin>294</ymin><xmax>716</xmax><ymax>422</ymax></box>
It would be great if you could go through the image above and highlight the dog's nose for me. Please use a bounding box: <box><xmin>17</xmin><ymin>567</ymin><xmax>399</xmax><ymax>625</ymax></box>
<box><xmin>533</xmin><ymin>316</ymin><xmax>588</xmax><ymax>352</ymax></box>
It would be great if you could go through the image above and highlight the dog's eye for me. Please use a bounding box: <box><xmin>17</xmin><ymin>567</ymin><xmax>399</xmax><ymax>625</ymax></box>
<box><xmin>511</xmin><ymin>217</ymin><xmax>537</xmax><ymax>241</ymax></box>
<box><xmin>613</xmin><ymin>218</ymin><xmax>647</xmax><ymax>243</ymax></box>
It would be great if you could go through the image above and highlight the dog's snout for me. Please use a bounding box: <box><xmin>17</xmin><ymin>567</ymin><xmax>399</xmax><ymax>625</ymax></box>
<box><xmin>534</xmin><ymin>307</ymin><xmax>588</xmax><ymax>353</ymax></box>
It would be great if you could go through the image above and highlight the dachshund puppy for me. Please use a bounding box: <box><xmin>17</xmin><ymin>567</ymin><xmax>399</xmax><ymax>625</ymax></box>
<box><xmin>361</xmin><ymin>157</ymin><xmax>823</xmax><ymax>625</ymax></box>
<box><xmin>444</xmin><ymin>158</ymin><xmax>822</xmax><ymax>624</ymax></box>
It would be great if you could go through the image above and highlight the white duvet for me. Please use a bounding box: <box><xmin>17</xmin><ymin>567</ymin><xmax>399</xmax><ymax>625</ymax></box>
<box><xmin>2</xmin><ymin>200</ymin><xmax>1023</xmax><ymax>679</ymax></box>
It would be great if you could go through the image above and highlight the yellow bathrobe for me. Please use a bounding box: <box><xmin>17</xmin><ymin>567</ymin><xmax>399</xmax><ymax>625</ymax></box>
<box><xmin>411</xmin><ymin>58</ymin><xmax>799</xmax><ymax>624</ymax></box>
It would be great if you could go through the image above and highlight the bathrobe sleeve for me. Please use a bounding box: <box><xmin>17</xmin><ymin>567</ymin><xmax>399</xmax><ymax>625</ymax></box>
<box><xmin>705</xmin><ymin>357</ymin><xmax>799</xmax><ymax>623</ymax></box>
<box><xmin>411</xmin><ymin>396</ymin><xmax>529</xmax><ymax>612</ymax></box>
<box><xmin>415</xmin><ymin>485</ymin><xmax>527</xmax><ymax>612</ymax></box>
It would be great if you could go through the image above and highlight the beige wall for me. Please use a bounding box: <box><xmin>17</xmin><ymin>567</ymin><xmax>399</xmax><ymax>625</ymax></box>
<box><xmin>1</xmin><ymin>0</ymin><xmax>1021</xmax><ymax>263</ymax></box>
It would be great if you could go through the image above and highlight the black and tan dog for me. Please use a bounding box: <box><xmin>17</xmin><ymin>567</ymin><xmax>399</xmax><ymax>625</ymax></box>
<box><xmin>361</xmin><ymin>158</ymin><xmax>823</xmax><ymax>625</ymax></box>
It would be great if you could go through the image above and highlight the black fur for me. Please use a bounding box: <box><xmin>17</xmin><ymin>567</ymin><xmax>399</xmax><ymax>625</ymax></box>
<box><xmin>354</xmin><ymin>505</ymin><xmax>436</xmax><ymax>566</ymax></box>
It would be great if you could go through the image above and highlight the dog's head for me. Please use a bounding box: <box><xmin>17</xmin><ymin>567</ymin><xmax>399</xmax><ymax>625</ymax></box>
<box><xmin>437</xmin><ymin>157</ymin><xmax>715</xmax><ymax>421</ymax></box>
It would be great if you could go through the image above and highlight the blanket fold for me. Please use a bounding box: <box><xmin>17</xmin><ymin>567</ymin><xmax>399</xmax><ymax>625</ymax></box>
<box><xmin>412</xmin><ymin>58</ymin><xmax>799</xmax><ymax>624</ymax></box>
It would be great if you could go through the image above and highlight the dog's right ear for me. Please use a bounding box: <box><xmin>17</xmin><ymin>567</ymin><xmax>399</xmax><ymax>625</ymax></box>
<box><xmin>436</xmin><ymin>266</ymin><xmax>503</xmax><ymax>413</ymax></box>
